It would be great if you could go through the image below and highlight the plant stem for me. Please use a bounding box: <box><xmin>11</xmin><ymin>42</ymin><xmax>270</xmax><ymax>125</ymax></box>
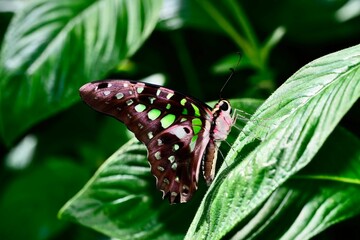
<box><xmin>197</xmin><ymin>0</ymin><xmax>253</xmax><ymax>59</ymax></box>
<box><xmin>226</xmin><ymin>0</ymin><xmax>262</xmax><ymax>67</ymax></box>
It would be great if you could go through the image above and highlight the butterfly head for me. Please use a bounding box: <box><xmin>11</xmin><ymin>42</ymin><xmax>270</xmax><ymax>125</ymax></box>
<box><xmin>211</xmin><ymin>99</ymin><xmax>233</xmax><ymax>141</ymax></box>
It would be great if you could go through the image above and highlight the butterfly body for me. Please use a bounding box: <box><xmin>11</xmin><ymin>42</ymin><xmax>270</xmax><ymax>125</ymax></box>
<box><xmin>79</xmin><ymin>80</ymin><xmax>233</xmax><ymax>203</ymax></box>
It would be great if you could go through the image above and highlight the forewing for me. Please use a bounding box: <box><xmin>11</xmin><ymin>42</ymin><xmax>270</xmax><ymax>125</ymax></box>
<box><xmin>79</xmin><ymin>80</ymin><xmax>212</xmax><ymax>203</ymax></box>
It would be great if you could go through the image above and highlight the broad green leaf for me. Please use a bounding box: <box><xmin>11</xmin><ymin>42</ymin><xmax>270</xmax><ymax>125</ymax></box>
<box><xmin>59</xmin><ymin>139</ymin><xmax>190</xmax><ymax>240</ymax></box>
<box><xmin>187</xmin><ymin>44</ymin><xmax>360</xmax><ymax>239</ymax></box>
<box><xmin>227</xmin><ymin>128</ymin><xmax>360</xmax><ymax>239</ymax></box>
<box><xmin>0</xmin><ymin>0</ymin><xmax>163</xmax><ymax>145</ymax></box>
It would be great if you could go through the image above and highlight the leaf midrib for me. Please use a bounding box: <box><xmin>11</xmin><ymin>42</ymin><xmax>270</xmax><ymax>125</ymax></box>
<box><xmin>27</xmin><ymin>0</ymin><xmax>102</xmax><ymax>74</ymax></box>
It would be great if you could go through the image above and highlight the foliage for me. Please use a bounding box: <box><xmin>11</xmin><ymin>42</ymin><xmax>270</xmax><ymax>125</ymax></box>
<box><xmin>0</xmin><ymin>0</ymin><xmax>359</xmax><ymax>239</ymax></box>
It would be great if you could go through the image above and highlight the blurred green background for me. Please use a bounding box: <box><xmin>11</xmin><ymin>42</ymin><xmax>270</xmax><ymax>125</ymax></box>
<box><xmin>0</xmin><ymin>0</ymin><xmax>359</xmax><ymax>239</ymax></box>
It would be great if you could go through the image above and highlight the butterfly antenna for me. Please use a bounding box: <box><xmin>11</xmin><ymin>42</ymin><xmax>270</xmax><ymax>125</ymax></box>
<box><xmin>219</xmin><ymin>68</ymin><xmax>234</xmax><ymax>99</ymax></box>
<box><xmin>219</xmin><ymin>52</ymin><xmax>243</xmax><ymax>99</ymax></box>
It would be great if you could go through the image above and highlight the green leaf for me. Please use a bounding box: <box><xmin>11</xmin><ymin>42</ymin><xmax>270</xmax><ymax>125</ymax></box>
<box><xmin>59</xmin><ymin>139</ymin><xmax>190</xmax><ymax>239</ymax></box>
<box><xmin>0</xmin><ymin>159</ymin><xmax>90</xmax><ymax>240</ymax></box>
<box><xmin>225</xmin><ymin>127</ymin><xmax>360</xmax><ymax>239</ymax></box>
<box><xmin>186</xmin><ymin>44</ymin><xmax>360</xmax><ymax>239</ymax></box>
<box><xmin>0</xmin><ymin>0</ymin><xmax>163</xmax><ymax>145</ymax></box>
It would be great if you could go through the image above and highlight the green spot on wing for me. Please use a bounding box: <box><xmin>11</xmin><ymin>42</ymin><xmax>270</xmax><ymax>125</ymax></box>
<box><xmin>190</xmin><ymin>135</ymin><xmax>198</xmax><ymax>151</ymax></box>
<box><xmin>173</xmin><ymin>144</ymin><xmax>179</xmax><ymax>151</ymax></box>
<box><xmin>166</xmin><ymin>92</ymin><xmax>174</xmax><ymax>99</ymax></box>
<box><xmin>115</xmin><ymin>93</ymin><xmax>124</xmax><ymax>99</ymax></box>
<box><xmin>161</xmin><ymin>114</ymin><xmax>176</xmax><ymax>128</ymax></box>
<box><xmin>181</xmin><ymin>98</ymin><xmax>187</xmax><ymax>106</ymax></box>
<box><xmin>166</xmin><ymin>103</ymin><xmax>171</xmax><ymax>110</ymax></box>
<box><xmin>148</xmin><ymin>109</ymin><xmax>161</xmax><ymax>120</ymax></box>
<box><xmin>192</xmin><ymin>118</ymin><xmax>202</xmax><ymax>134</ymax></box>
<box><xmin>137</xmin><ymin>87</ymin><xmax>144</xmax><ymax>93</ymax></box>
<box><xmin>191</xmin><ymin>103</ymin><xmax>201</xmax><ymax>117</ymax></box>
<box><xmin>182</xmin><ymin>108</ymin><xmax>188</xmax><ymax>115</ymax></box>
<box><xmin>192</xmin><ymin>118</ymin><xmax>202</xmax><ymax>126</ymax></box>
<box><xmin>135</xmin><ymin>104</ymin><xmax>146</xmax><ymax>112</ymax></box>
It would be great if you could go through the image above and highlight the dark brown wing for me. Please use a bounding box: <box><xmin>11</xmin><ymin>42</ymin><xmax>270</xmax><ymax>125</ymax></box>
<box><xmin>79</xmin><ymin>80</ymin><xmax>213</xmax><ymax>203</ymax></box>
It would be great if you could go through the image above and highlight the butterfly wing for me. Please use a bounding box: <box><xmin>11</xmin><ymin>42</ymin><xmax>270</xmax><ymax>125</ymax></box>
<box><xmin>79</xmin><ymin>80</ymin><xmax>213</xmax><ymax>203</ymax></box>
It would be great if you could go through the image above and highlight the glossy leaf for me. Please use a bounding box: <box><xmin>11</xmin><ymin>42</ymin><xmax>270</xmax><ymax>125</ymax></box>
<box><xmin>59</xmin><ymin>139</ymin><xmax>187</xmax><ymax>239</ymax></box>
<box><xmin>186</xmin><ymin>44</ymin><xmax>360</xmax><ymax>239</ymax></box>
<box><xmin>225</xmin><ymin>127</ymin><xmax>360</xmax><ymax>239</ymax></box>
<box><xmin>0</xmin><ymin>0</ymin><xmax>162</xmax><ymax>145</ymax></box>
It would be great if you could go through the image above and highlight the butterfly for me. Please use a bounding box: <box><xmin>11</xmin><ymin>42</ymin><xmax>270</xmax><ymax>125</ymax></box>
<box><xmin>79</xmin><ymin>80</ymin><xmax>233</xmax><ymax>203</ymax></box>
